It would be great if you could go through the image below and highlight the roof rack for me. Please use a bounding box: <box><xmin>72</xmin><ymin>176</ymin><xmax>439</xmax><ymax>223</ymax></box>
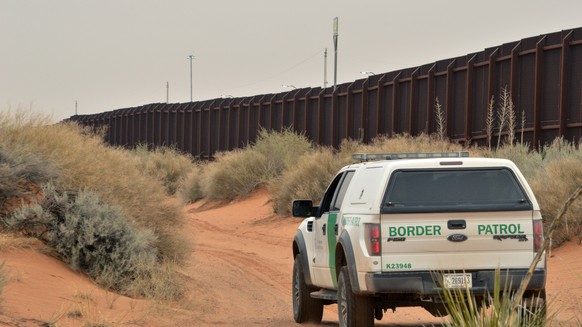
<box><xmin>352</xmin><ymin>151</ymin><xmax>469</xmax><ymax>162</ymax></box>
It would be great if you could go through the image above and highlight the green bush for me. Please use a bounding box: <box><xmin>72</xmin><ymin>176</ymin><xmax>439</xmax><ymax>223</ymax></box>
<box><xmin>131</xmin><ymin>145</ymin><xmax>195</xmax><ymax>195</ymax></box>
<box><xmin>3</xmin><ymin>184</ymin><xmax>167</xmax><ymax>297</ymax></box>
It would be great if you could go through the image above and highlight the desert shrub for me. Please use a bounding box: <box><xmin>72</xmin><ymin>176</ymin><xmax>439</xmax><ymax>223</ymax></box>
<box><xmin>359</xmin><ymin>133</ymin><xmax>467</xmax><ymax>154</ymax></box>
<box><xmin>2</xmin><ymin>184</ymin><xmax>167</xmax><ymax>296</ymax></box>
<box><xmin>122</xmin><ymin>260</ymin><xmax>185</xmax><ymax>301</ymax></box>
<box><xmin>0</xmin><ymin>147</ymin><xmax>56</xmax><ymax>188</ymax></box>
<box><xmin>529</xmin><ymin>158</ymin><xmax>582</xmax><ymax>246</ymax></box>
<box><xmin>198</xmin><ymin>128</ymin><xmax>313</xmax><ymax>201</ymax></box>
<box><xmin>270</xmin><ymin>147</ymin><xmax>347</xmax><ymax>215</ymax></box>
<box><xmin>202</xmin><ymin>149</ymin><xmax>268</xmax><ymax>200</ymax></box>
<box><xmin>131</xmin><ymin>145</ymin><xmax>195</xmax><ymax>195</ymax></box>
<box><xmin>0</xmin><ymin>147</ymin><xmax>56</xmax><ymax>214</ymax></box>
<box><xmin>541</xmin><ymin>137</ymin><xmax>582</xmax><ymax>162</ymax></box>
<box><xmin>0</xmin><ymin>261</ymin><xmax>6</xmax><ymax>302</ymax></box>
<box><xmin>496</xmin><ymin>137</ymin><xmax>582</xmax><ymax>180</ymax></box>
<box><xmin>493</xmin><ymin>138</ymin><xmax>582</xmax><ymax>245</ymax></box>
<box><xmin>252</xmin><ymin>128</ymin><xmax>312</xmax><ymax>179</ymax></box>
<box><xmin>0</xmin><ymin>110</ymin><xmax>189</xmax><ymax>300</ymax></box>
<box><xmin>0</xmin><ymin>111</ymin><xmax>188</xmax><ymax>265</ymax></box>
<box><xmin>177</xmin><ymin>164</ymin><xmax>204</xmax><ymax>204</ymax></box>
<box><xmin>492</xmin><ymin>143</ymin><xmax>543</xmax><ymax>180</ymax></box>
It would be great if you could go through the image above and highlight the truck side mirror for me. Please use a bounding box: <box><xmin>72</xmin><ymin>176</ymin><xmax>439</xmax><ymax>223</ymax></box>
<box><xmin>292</xmin><ymin>200</ymin><xmax>317</xmax><ymax>218</ymax></box>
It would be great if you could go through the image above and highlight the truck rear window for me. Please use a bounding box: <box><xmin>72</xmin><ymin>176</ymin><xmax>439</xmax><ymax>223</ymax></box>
<box><xmin>382</xmin><ymin>168</ymin><xmax>532</xmax><ymax>213</ymax></box>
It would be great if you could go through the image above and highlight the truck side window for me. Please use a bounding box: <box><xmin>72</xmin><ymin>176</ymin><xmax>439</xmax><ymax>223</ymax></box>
<box><xmin>318</xmin><ymin>173</ymin><xmax>345</xmax><ymax>215</ymax></box>
<box><xmin>331</xmin><ymin>171</ymin><xmax>355</xmax><ymax>211</ymax></box>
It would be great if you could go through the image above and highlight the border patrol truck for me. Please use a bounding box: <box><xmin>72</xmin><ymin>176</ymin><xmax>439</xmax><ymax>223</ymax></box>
<box><xmin>291</xmin><ymin>152</ymin><xmax>546</xmax><ymax>326</ymax></box>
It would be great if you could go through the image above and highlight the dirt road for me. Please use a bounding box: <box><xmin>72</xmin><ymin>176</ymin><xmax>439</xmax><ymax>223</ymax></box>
<box><xmin>184</xmin><ymin>189</ymin><xmax>448</xmax><ymax>326</ymax></box>
<box><xmin>1</xmin><ymin>188</ymin><xmax>579</xmax><ymax>326</ymax></box>
<box><xmin>183</xmin><ymin>189</ymin><xmax>581</xmax><ymax>326</ymax></box>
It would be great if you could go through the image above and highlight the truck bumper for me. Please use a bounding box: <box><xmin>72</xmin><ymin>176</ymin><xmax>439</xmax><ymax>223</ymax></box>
<box><xmin>364</xmin><ymin>269</ymin><xmax>546</xmax><ymax>295</ymax></box>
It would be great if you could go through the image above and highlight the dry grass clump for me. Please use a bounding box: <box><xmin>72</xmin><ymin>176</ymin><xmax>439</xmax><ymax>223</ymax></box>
<box><xmin>177</xmin><ymin>164</ymin><xmax>204</xmax><ymax>204</ymax></box>
<box><xmin>0</xmin><ymin>261</ymin><xmax>6</xmax><ymax>302</ymax></box>
<box><xmin>199</xmin><ymin>128</ymin><xmax>312</xmax><ymax>201</ymax></box>
<box><xmin>131</xmin><ymin>145</ymin><xmax>195</xmax><ymax>195</ymax></box>
<box><xmin>0</xmin><ymin>110</ymin><xmax>188</xmax><ymax>300</ymax></box>
<box><xmin>1</xmin><ymin>146</ymin><xmax>56</xmax><ymax>215</ymax></box>
<box><xmin>0</xmin><ymin>111</ymin><xmax>188</xmax><ymax>263</ymax></box>
<box><xmin>270</xmin><ymin>147</ymin><xmax>345</xmax><ymax>215</ymax></box>
<box><xmin>252</xmin><ymin>128</ymin><xmax>313</xmax><ymax>179</ymax></box>
<box><xmin>492</xmin><ymin>138</ymin><xmax>582</xmax><ymax>245</ymax></box>
<box><xmin>358</xmin><ymin>133</ymin><xmax>467</xmax><ymax>154</ymax></box>
<box><xmin>202</xmin><ymin>149</ymin><xmax>268</xmax><ymax>200</ymax></box>
<box><xmin>530</xmin><ymin>158</ymin><xmax>582</xmax><ymax>246</ymax></box>
<box><xmin>541</xmin><ymin>137</ymin><xmax>582</xmax><ymax>162</ymax></box>
<box><xmin>491</xmin><ymin>143</ymin><xmax>542</xmax><ymax>179</ymax></box>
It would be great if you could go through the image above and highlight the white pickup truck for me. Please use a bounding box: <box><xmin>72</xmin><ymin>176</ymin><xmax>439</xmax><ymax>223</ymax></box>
<box><xmin>291</xmin><ymin>152</ymin><xmax>546</xmax><ymax>326</ymax></box>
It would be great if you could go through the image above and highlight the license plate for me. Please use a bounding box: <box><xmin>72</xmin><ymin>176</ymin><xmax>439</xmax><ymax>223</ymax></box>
<box><xmin>443</xmin><ymin>273</ymin><xmax>472</xmax><ymax>289</ymax></box>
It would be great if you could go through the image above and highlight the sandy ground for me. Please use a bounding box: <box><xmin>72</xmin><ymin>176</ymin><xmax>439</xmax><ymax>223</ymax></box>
<box><xmin>0</xmin><ymin>188</ymin><xmax>581</xmax><ymax>326</ymax></box>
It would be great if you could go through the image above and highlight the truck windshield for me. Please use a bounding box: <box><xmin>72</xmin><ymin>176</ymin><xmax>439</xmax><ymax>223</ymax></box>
<box><xmin>382</xmin><ymin>168</ymin><xmax>532</xmax><ymax>213</ymax></box>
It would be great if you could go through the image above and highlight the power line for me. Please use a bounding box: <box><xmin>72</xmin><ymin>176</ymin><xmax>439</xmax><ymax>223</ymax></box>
<box><xmin>232</xmin><ymin>48</ymin><xmax>325</xmax><ymax>89</ymax></box>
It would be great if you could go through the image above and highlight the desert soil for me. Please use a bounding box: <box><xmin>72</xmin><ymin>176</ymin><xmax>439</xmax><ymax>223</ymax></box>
<box><xmin>1</xmin><ymin>188</ymin><xmax>581</xmax><ymax>326</ymax></box>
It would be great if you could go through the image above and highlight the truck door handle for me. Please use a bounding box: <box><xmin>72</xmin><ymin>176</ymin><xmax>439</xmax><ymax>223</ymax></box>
<box><xmin>322</xmin><ymin>224</ymin><xmax>327</xmax><ymax>235</ymax></box>
<box><xmin>448</xmin><ymin>220</ymin><xmax>466</xmax><ymax>230</ymax></box>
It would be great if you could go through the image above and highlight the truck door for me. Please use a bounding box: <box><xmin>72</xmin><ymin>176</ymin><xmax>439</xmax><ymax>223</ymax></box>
<box><xmin>313</xmin><ymin>170</ymin><xmax>354</xmax><ymax>289</ymax></box>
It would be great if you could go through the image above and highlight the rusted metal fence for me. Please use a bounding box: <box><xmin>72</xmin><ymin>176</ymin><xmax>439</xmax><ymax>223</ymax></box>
<box><xmin>69</xmin><ymin>28</ymin><xmax>582</xmax><ymax>159</ymax></box>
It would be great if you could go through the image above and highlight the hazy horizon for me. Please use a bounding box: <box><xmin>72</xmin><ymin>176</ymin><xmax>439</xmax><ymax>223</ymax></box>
<box><xmin>2</xmin><ymin>0</ymin><xmax>581</xmax><ymax>121</ymax></box>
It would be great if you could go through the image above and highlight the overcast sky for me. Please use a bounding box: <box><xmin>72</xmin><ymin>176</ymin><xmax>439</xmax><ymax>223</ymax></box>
<box><xmin>1</xmin><ymin>0</ymin><xmax>581</xmax><ymax>121</ymax></box>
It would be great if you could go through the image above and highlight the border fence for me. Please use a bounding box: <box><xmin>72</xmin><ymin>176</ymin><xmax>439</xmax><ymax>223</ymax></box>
<box><xmin>68</xmin><ymin>28</ymin><xmax>582</xmax><ymax>159</ymax></box>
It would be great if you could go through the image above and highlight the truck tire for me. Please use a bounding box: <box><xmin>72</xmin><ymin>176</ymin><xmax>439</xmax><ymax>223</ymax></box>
<box><xmin>338</xmin><ymin>266</ymin><xmax>374</xmax><ymax>327</ymax></box>
<box><xmin>292</xmin><ymin>254</ymin><xmax>323</xmax><ymax>323</ymax></box>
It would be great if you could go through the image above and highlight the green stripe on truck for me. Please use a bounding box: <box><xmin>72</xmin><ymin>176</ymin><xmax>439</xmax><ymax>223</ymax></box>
<box><xmin>327</xmin><ymin>213</ymin><xmax>338</xmax><ymax>288</ymax></box>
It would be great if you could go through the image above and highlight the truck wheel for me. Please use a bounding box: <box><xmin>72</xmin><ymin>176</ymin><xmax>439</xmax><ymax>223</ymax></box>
<box><xmin>337</xmin><ymin>266</ymin><xmax>374</xmax><ymax>327</ymax></box>
<box><xmin>292</xmin><ymin>254</ymin><xmax>323</xmax><ymax>323</ymax></box>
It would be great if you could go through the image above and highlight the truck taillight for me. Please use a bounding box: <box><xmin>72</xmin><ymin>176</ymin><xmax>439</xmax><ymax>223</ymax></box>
<box><xmin>533</xmin><ymin>220</ymin><xmax>544</xmax><ymax>253</ymax></box>
<box><xmin>366</xmin><ymin>224</ymin><xmax>381</xmax><ymax>256</ymax></box>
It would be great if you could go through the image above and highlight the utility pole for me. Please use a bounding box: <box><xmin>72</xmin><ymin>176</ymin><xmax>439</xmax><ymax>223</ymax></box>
<box><xmin>324</xmin><ymin>48</ymin><xmax>328</xmax><ymax>88</ymax></box>
<box><xmin>188</xmin><ymin>54</ymin><xmax>195</xmax><ymax>102</ymax></box>
<box><xmin>75</xmin><ymin>100</ymin><xmax>78</xmax><ymax>115</ymax></box>
<box><xmin>333</xmin><ymin>17</ymin><xmax>338</xmax><ymax>92</ymax></box>
<box><xmin>166</xmin><ymin>81</ymin><xmax>169</xmax><ymax>103</ymax></box>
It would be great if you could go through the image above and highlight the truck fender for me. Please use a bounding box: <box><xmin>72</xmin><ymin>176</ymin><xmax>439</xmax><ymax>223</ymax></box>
<box><xmin>337</xmin><ymin>231</ymin><xmax>360</xmax><ymax>293</ymax></box>
<box><xmin>293</xmin><ymin>231</ymin><xmax>314</xmax><ymax>287</ymax></box>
